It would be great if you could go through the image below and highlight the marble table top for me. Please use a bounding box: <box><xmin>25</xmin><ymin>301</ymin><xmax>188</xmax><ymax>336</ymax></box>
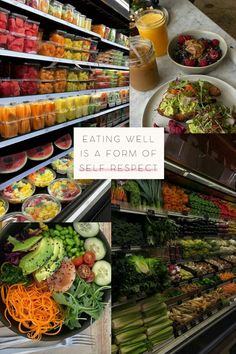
<box><xmin>130</xmin><ymin>0</ymin><xmax>236</xmax><ymax>127</ymax></box>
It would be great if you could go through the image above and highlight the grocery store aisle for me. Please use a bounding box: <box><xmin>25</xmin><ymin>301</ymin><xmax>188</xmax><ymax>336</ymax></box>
<box><xmin>194</xmin><ymin>0</ymin><xmax>236</xmax><ymax>38</ymax></box>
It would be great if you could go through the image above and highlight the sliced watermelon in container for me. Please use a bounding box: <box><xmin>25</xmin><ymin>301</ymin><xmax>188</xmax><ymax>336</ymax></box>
<box><xmin>0</xmin><ymin>152</ymin><xmax>27</xmax><ymax>174</ymax></box>
<box><xmin>54</xmin><ymin>134</ymin><xmax>72</xmax><ymax>150</ymax></box>
<box><xmin>27</xmin><ymin>143</ymin><xmax>54</xmax><ymax>161</ymax></box>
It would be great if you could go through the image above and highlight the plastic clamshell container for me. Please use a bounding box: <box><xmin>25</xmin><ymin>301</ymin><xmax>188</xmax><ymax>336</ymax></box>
<box><xmin>92</xmin><ymin>24</ymin><xmax>106</xmax><ymax>38</ymax></box>
<box><xmin>53</xmin><ymin>80</ymin><xmax>66</xmax><ymax>93</ymax></box>
<box><xmin>42</xmin><ymin>100</ymin><xmax>56</xmax><ymax>127</ymax></box>
<box><xmin>62</xmin><ymin>3</ymin><xmax>75</xmax><ymax>23</ymax></box>
<box><xmin>25</xmin><ymin>19</ymin><xmax>40</xmax><ymax>37</ymax></box>
<box><xmin>24</xmin><ymin>36</ymin><xmax>38</xmax><ymax>53</ymax></box>
<box><xmin>19</xmin><ymin>80</ymin><xmax>39</xmax><ymax>95</ymax></box>
<box><xmin>22</xmin><ymin>193</ymin><xmax>61</xmax><ymax>222</ymax></box>
<box><xmin>26</xmin><ymin>0</ymin><xmax>38</xmax><ymax>9</ymax></box>
<box><xmin>8</xmin><ymin>13</ymin><xmax>27</xmax><ymax>35</ymax></box>
<box><xmin>0</xmin><ymin>7</ymin><xmax>10</xmax><ymax>30</ymax></box>
<box><xmin>51</xmin><ymin>157</ymin><xmax>72</xmax><ymax>174</ymax></box>
<box><xmin>49</xmin><ymin>29</ymin><xmax>65</xmax><ymax>45</ymax></box>
<box><xmin>2</xmin><ymin>179</ymin><xmax>35</xmax><ymax>204</ymax></box>
<box><xmin>48</xmin><ymin>178</ymin><xmax>81</xmax><ymax>203</ymax></box>
<box><xmin>38</xmin><ymin>40</ymin><xmax>56</xmax><ymax>57</ymax></box>
<box><xmin>7</xmin><ymin>32</ymin><xmax>25</xmax><ymax>52</ymax></box>
<box><xmin>0</xmin><ymin>80</ymin><xmax>20</xmax><ymax>97</ymax></box>
<box><xmin>54</xmin><ymin>66</ymin><xmax>68</xmax><ymax>80</ymax></box>
<box><xmin>39</xmin><ymin>66</ymin><xmax>55</xmax><ymax>80</ymax></box>
<box><xmin>49</xmin><ymin>0</ymin><xmax>63</xmax><ymax>18</ymax></box>
<box><xmin>27</xmin><ymin>167</ymin><xmax>56</xmax><ymax>187</ymax></box>
<box><xmin>14</xmin><ymin>63</ymin><xmax>39</xmax><ymax>80</ymax></box>
<box><xmin>38</xmin><ymin>0</ymin><xmax>50</xmax><ymax>13</ymax></box>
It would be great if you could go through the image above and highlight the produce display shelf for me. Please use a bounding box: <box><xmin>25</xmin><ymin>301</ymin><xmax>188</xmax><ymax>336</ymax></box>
<box><xmin>111</xmin><ymin>204</ymin><xmax>234</xmax><ymax>223</ymax></box>
<box><xmin>0</xmin><ymin>103</ymin><xmax>129</xmax><ymax>149</ymax></box>
<box><xmin>0</xmin><ymin>50</ymin><xmax>129</xmax><ymax>70</ymax></box>
<box><xmin>100</xmin><ymin>38</ymin><xmax>129</xmax><ymax>51</ymax></box>
<box><xmin>0</xmin><ymin>147</ymin><xmax>73</xmax><ymax>191</ymax></box>
<box><xmin>0</xmin><ymin>0</ymin><xmax>101</xmax><ymax>38</ymax></box>
<box><xmin>0</xmin><ymin>86</ymin><xmax>129</xmax><ymax>105</ymax></box>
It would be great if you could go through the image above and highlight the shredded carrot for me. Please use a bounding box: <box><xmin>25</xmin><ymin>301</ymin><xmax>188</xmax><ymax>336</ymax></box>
<box><xmin>2</xmin><ymin>282</ymin><xmax>64</xmax><ymax>341</ymax></box>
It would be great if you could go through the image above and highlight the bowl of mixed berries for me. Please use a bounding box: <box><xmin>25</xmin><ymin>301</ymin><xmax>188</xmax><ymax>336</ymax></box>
<box><xmin>168</xmin><ymin>30</ymin><xmax>227</xmax><ymax>74</ymax></box>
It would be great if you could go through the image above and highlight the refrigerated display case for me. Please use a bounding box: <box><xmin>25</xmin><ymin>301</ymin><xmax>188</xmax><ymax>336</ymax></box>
<box><xmin>111</xmin><ymin>135</ymin><xmax>236</xmax><ymax>354</ymax></box>
<box><xmin>0</xmin><ymin>0</ymin><xmax>129</xmax><ymax>223</ymax></box>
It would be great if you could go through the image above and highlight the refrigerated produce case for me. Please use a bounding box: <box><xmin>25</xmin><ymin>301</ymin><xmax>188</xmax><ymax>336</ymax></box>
<box><xmin>0</xmin><ymin>0</ymin><xmax>129</xmax><ymax>223</ymax></box>
<box><xmin>111</xmin><ymin>135</ymin><xmax>236</xmax><ymax>354</ymax></box>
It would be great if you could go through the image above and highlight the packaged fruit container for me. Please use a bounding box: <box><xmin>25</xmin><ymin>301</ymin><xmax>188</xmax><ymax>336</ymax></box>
<box><xmin>0</xmin><ymin>29</ymin><xmax>8</xmax><ymax>49</ymax></box>
<box><xmin>73</xmin><ymin>10</ymin><xmax>80</xmax><ymax>25</ymax></box>
<box><xmin>66</xmin><ymin>96</ymin><xmax>76</xmax><ymax>120</ymax></box>
<box><xmin>22</xmin><ymin>193</ymin><xmax>61</xmax><ymax>222</ymax></box>
<box><xmin>51</xmin><ymin>157</ymin><xmax>73</xmax><ymax>174</ymax></box>
<box><xmin>24</xmin><ymin>36</ymin><xmax>38</xmax><ymax>53</ymax></box>
<box><xmin>13</xmin><ymin>63</ymin><xmax>39</xmax><ymax>80</ymax></box>
<box><xmin>27</xmin><ymin>167</ymin><xmax>56</xmax><ymax>187</ymax></box>
<box><xmin>64</xmin><ymin>33</ymin><xmax>74</xmax><ymax>48</ymax></box>
<box><xmin>68</xmin><ymin>68</ymin><xmax>80</xmax><ymax>81</ymax></box>
<box><xmin>104</xmin><ymin>27</ymin><xmax>110</xmax><ymax>40</ymax></box>
<box><xmin>19</xmin><ymin>80</ymin><xmax>38</xmax><ymax>95</ymax></box>
<box><xmin>2</xmin><ymin>179</ymin><xmax>35</xmax><ymax>204</ymax></box>
<box><xmin>38</xmin><ymin>0</ymin><xmax>49</xmax><ymax>13</ymax></box>
<box><xmin>54</xmin><ymin>66</ymin><xmax>68</xmax><ymax>80</ymax></box>
<box><xmin>53</xmin><ymin>80</ymin><xmax>66</xmax><ymax>93</ymax></box>
<box><xmin>0</xmin><ymin>198</ymin><xmax>9</xmax><ymax>217</ymax></box>
<box><xmin>50</xmin><ymin>30</ymin><xmax>65</xmax><ymax>45</ymax></box>
<box><xmin>16</xmin><ymin>103</ymin><xmax>31</xmax><ymax>134</ymax></box>
<box><xmin>0</xmin><ymin>7</ymin><xmax>9</xmax><ymax>30</ymax></box>
<box><xmin>48</xmin><ymin>178</ymin><xmax>81</xmax><ymax>202</ymax></box>
<box><xmin>0</xmin><ymin>121</ymin><xmax>18</xmax><ymax>138</ymax></box>
<box><xmin>55</xmin><ymin>98</ymin><xmax>67</xmax><ymax>123</ymax></box>
<box><xmin>64</xmin><ymin>47</ymin><xmax>73</xmax><ymax>59</ymax></box>
<box><xmin>85</xmin><ymin>18</ymin><xmax>92</xmax><ymax>31</ymax></box>
<box><xmin>8</xmin><ymin>14</ymin><xmax>27</xmax><ymax>35</ymax></box>
<box><xmin>73</xmin><ymin>96</ymin><xmax>83</xmax><ymax>118</ymax></box>
<box><xmin>49</xmin><ymin>0</ymin><xmax>63</xmax><ymax>18</ymax></box>
<box><xmin>42</xmin><ymin>100</ymin><xmax>56</xmax><ymax>127</ymax></box>
<box><xmin>54</xmin><ymin>43</ymin><xmax>65</xmax><ymax>58</ymax></box>
<box><xmin>0</xmin><ymin>212</ymin><xmax>30</xmax><ymax>227</ymax></box>
<box><xmin>92</xmin><ymin>24</ymin><xmax>106</xmax><ymax>38</ymax></box>
<box><xmin>0</xmin><ymin>80</ymin><xmax>20</xmax><ymax>97</ymax></box>
<box><xmin>26</xmin><ymin>0</ymin><xmax>38</xmax><ymax>9</ymax></box>
<box><xmin>79</xmin><ymin>14</ymin><xmax>85</xmax><ymax>28</ymax></box>
<box><xmin>108</xmin><ymin>28</ymin><xmax>116</xmax><ymax>42</ymax></box>
<box><xmin>25</xmin><ymin>20</ymin><xmax>39</xmax><ymax>37</ymax></box>
<box><xmin>31</xmin><ymin>115</ymin><xmax>45</xmax><ymax>130</ymax></box>
<box><xmin>38</xmin><ymin>81</ymin><xmax>54</xmax><ymax>94</ymax></box>
<box><xmin>62</xmin><ymin>3</ymin><xmax>75</xmax><ymax>23</ymax></box>
<box><xmin>38</xmin><ymin>40</ymin><xmax>56</xmax><ymax>56</ymax></box>
<box><xmin>39</xmin><ymin>66</ymin><xmax>55</xmax><ymax>80</ymax></box>
<box><xmin>7</xmin><ymin>32</ymin><xmax>25</xmax><ymax>52</ymax></box>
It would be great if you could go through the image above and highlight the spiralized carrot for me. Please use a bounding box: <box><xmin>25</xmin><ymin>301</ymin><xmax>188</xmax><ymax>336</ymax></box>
<box><xmin>2</xmin><ymin>282</ymin><xmax>64</xmax><ymax>341</ymax></box>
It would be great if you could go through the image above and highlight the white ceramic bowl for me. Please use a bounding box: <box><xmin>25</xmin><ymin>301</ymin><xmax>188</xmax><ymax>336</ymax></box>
<box><xmin>168</xmin><ymin>30</ymin><xmax>228</xmax><ymax>74</ymax></box>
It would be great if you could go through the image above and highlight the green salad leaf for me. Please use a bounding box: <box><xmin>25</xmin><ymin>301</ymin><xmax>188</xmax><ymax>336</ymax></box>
<box><xmin>0</xmin><ymin>263</ymin><xmax>29</xmax><ymax>285</ymax></box>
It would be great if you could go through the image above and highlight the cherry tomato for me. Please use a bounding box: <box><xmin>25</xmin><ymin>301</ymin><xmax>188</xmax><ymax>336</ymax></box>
<box><xmin>86</xmin><ymin>271</ymin><xmax>95</xmax><ymax>283</ymax></box>
<box><xmin>83</xmin><ymin>251</ymin><xmax>96</xmax><ymax>267</ymax></box>
<box><xmin>72</xmin><ymin>256</ymin><xmax>84</xmax><ymax>267</ymax></box>
<box><xmin>77</xmin><ymin>264</ymin><xmax>91</xmax><ymax>279</ymax></box>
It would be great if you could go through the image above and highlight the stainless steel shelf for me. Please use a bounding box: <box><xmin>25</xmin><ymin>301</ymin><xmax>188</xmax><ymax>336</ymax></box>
<box><xmin>0</xmin><ymin>148</ymin><xmax>74</xmax><ymax>190</ymax></box>
<box><xmin>0</xmin><ymin>50</ymin><xmax>129</xmax><ymax>70</ymax></box>
<box><xmin>0</xmin><ymin>86</ymin><xmax>129</xmax><ymax>105</ymax></box>
<box><xmin>0</xmin><ymin>103</ymin><xmax>129</xmax><ymax>149</ymax></box>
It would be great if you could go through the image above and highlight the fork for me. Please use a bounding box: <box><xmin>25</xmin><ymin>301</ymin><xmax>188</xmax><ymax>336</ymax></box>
<box><xmin>0</xmin><ymin>333</ymin><xmax>95</xmax><ymax>350</ymax></box>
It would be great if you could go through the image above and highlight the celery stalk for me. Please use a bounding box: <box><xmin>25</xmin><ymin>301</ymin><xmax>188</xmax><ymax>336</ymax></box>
<box><xmin>115</xmin><ymin>327</ymin><xmax>146</xmax><ymax>344</ymax></box>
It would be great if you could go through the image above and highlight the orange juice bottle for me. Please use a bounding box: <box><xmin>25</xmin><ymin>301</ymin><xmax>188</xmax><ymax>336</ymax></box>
<box><xmin>136</xmin><ymin>9</ymin><xmax>168</xmax><ymax>57</ymax></box>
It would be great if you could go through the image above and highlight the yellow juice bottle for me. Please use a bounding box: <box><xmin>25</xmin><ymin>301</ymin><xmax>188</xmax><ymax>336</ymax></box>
<box><xmin>136</xmin><ymin>9</ymin><xmax>168</xmax><ymax>57</ymax></box>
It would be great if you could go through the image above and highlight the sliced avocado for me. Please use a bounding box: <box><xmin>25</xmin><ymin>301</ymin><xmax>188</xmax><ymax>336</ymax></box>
<box><xmin>19</xmin><ymin>238</ymin><xmax>54</xmax><ymax>275</ymax></box>
<box><xmin>8</xmin><ymin>235</ymin><xmax>42</xmax><ymax>252</ymax></box>
<box><xmin>34</xmin><ymin>239</ymin><xmax>65</xmax><ymax>282</ymax></box>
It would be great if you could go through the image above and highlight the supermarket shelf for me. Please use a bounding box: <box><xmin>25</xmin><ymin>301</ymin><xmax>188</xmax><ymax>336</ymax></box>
<box><xmin>0</xmin><ymin>0</ymin><xmax>101</xmax><ymax>38</ymax></box>
<box><xmin>0</xmin><ymin>147</ymin><xmax>73</xmax><ymax>190</ymax></box>
<box><xmin>0</xmin><ymin>86</ymin><xmax>129</xmax><ymax>105</ymax></box>
<box><xmin>0</xmin><ymin>103</ymin><xmax>129</xmax><ymax>149</ymax></box>
<box><xmin>100</xmin><ymin>38</ymin><xmax>129</xmax><ymax>51</ymax></box>
<box><xmin>114</xmin><ymin>119</ymin><xmax>129</xmax><ymax>127</ymax></box>
<box><xmin>0</xmin><ymin>50</ymin><xmax>129</xmax><ymax>70</ymax></box>
<box><xmin>111</xmin><ymin>204</ymin><xmax>234</xmax><ymax>223</ymax></box>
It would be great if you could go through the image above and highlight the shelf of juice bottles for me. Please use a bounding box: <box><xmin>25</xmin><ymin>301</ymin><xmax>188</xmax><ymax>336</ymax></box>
<box><xmin>0</xmin><ymin>147</ymin><xmax>73</xmax><ymax>190</ymax></box>
<box><xmin>0</xmin><ymin>0</ymin><xmax>129</xmax><ymax>51</ymax></box>
<box><xmin>0</xmin><ymin>102</ymin><xmax>130</xmax><ymax>149</ymax></box>
<box><xmin>111</xmin><ymin>203</ymin><xmax>236</xmax><ymax>224</ymax></box>
<box><xmin>0</xmin><ymin>49</ymin><xmax>129</xmax><ymax>70</ymax></box>
<box><xmin>0</xmin><ymin>86</ymin><xmax>130</xmax><ymax>104</ymax></box>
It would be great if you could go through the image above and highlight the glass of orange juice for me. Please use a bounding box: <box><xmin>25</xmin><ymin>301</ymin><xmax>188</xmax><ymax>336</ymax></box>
<box><xmin>136</xmin><ymin>9</ymin><xmax>168</xmax><ymax>57</ymax></box>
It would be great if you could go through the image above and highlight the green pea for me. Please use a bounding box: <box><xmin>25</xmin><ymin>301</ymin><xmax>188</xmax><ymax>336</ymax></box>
<box><xmin>56</xmin><ymin>225</ymin><xmax>63</xmax><ymax>231</ymax></box>
<box><xmin>71</xmin><ymin>248</ymin><xmax>77</xmax><ymax>254</ymax></box>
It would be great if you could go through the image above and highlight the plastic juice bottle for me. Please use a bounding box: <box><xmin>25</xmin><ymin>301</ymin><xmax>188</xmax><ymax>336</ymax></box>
<box><xmin>136</xmin><ymin>9</ymin><xmax>168</xmax><ymax>57</ymax></box>
<box><xmin>66</xmin><ymin>96</ymin><xmax>76</xmax><ymax>120</ymax></box>
<box><xmin>55</xmin><ymin>98</ymin><xmax>67</xmax><ymax>123</ymax></box>
<box><xmin>16</xmin><ymin>103</ymin><xmax>31</xmax><ymax>134</ymax></box>
<box><xmin>80</xmin><ymin>95</ymin><xmax>89</xmax><ymax>116</ymax></box>
<box><xmin>74</xmin><ymin>96</ymin><xmax>83</xmax><ymax>118</ymax></box>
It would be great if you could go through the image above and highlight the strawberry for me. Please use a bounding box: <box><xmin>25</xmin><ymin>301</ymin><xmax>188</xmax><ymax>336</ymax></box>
<box><xmin>199</xmin><ymin>58</ymin><xmax>208</xmax><ymax>67</ymax></box>
<box><xmin>211</xmin><ymin>39</ymin><xmax>220</xmax><ymax>47</ymax></box>
<box><xmin>209</xmin><ymin>49</ymin><xmax>219</xmax><ymax>61</ymax></box>
<box><xmin>183</xmin><ymin>58</ymin><xmax>196</xmax><ymax>66</ymax></box>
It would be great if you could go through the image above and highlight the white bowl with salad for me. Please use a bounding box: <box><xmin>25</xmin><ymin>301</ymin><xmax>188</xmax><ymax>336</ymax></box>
<box><xmin>0</xmin><ymin>222</ymin><xmax>111</xmax><ymax>341</ymax></box>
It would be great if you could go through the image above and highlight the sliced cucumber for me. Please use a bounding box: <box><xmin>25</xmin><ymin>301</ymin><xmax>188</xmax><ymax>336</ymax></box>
<box><xmin>92</xmin><ymin>260</ymin><xmax>111</xmax><ymax>286</ymax></box>
<box><xmin>84</xmin><ymin>237</ymin><xmax>106</xmax><ymax>260</ymax></box>
<box><xmin>73</xmin><ymin>222</ymin><xmax>100</xmax><ymax>238</ymax></box>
